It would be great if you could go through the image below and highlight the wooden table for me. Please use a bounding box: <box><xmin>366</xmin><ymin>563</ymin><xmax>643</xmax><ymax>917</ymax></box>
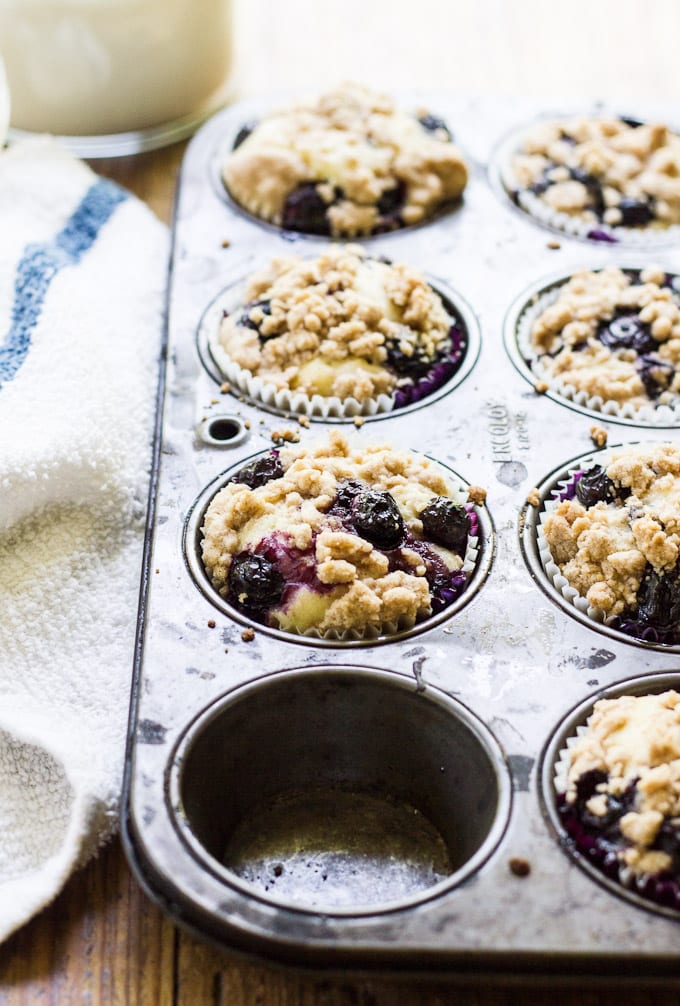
<box><xmin>0</xmin><ymin>129</ymin><xmax>678</xmax><ymax>1006</ymax></box>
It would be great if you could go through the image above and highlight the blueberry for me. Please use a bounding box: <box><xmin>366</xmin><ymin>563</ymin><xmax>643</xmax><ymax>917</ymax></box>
<box><xmin>384</xmin><ymin>339</ymin><xmax>434</xmax><ymax>380</ymax></box>
<box><xmin>333</xmin><ymin>479</ymin><xmax>364</xmax><ymax>510</ymax></box>
<box><xmin>669</xmin><ymin>275</ymin><xmax>680</xmax><ymax>295</ymax></box>
<box><xmin>281</xmin><ymin>182</ymin><xmax>332</xmax><ymax>235</ymax></box>
<box><xmin>618</xmin><ymin>197</ymin><xmax>654</xmax><ymax>227</ymax></box>
<box><xmin>232</xmin><ymin>452</ymin><xmax>283</xmax><ymax>489</ymax></box>
<box><xmin>351</xmin><ymin>490</ymin><xmax>404</xmax><ymax>549</ymax></box>
<box><xmin>420</xmin><ymin>498</ymin><xmax>470</xmax><ymax>555</ymax></box>
<box><xmin>598</xmin><ymin>314</ymin><xmax>656</xmax><ymax>354</ymax></box>
<box><xmin>619</xmin><ymin>115</ymin><xmax>644</xmax><ymax>129</ymax></box>
<box><xmin>575</xmin><ymin>465</ymin><xmax>618</xmax><ymax>506</ymax></box>
<box><xmin>636</xmin><ymin>354</ymin><xmax>675</xmax><ymax>399</ymax></box>
<box><xmin>238</xmin><ymin>298</ymin><xmax>272</xmax><ymax>333</ymax></box>
<box><xmin>233</xmin><ymin>121</ymin><xmax>256</xmax><ymax>150</ymax></box>
<box><xmin>376</xmin><ymin>180</ymin><xmax>406</xmax><ymax>219</ymax></box>
<box><xmin>569</xmin><ymin>167</ymin><xmax>605</xmax><ymax>217</ymax></box>
<box><xmin>417</xmin><ymin>114</ymin><xmax>452</xmax><ymax>140</ymax></box>
<box><xmin>635</xmin><ymin>565</ymin><xmax>680</xmax><ymax>627</ymax></box>
<box><xmin>654</xmin><ymin>821</ymin><xmax>680</xmax><ymax>870</ymax></box>
<box><xmin>227</xmin><ymin>553</ymin><xmax>285</xmax><ymax>610</ymax></box>
<box><xmin>529</xmin><ymin>174</ymin><xmax>552</xmax><ymax>196</ymax></box>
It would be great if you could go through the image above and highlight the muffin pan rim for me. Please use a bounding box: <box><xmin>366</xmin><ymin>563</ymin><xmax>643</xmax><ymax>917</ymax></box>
<box><xmin>538</xmin><ymin>670</ymin><xmax>680</xmax><ymax>922</ymax></box>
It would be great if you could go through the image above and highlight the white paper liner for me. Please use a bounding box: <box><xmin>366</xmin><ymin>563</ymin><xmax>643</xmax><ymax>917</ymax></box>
<box><xmin>204</xmin><ymin>472</ymin><xmax>480</xmax><ymax>642</ymax></box>
<box><xmin>516</xmin><ymin>280</ymin><xmax>680</xmax><ymax>427</ymax></box>
<box><xmin>203</xmin><ymin>285</ymin><xmax>466</xmax><ymax>420</ymax></box>
<box><xmin>498</xmin><ymin>126</ymin><xmax>680</xmax><ymax>247</ymax></box>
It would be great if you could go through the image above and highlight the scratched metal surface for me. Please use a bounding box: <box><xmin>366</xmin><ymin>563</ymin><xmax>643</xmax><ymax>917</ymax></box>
<box><xmin>123</xmin><ymin>95</ymin><xmax>680</xmax><ymax>975</ymax></box>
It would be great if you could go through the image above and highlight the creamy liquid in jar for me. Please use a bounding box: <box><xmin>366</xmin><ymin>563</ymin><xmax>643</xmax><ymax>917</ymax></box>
<box><xmin>0</xmin><ymin>0</ymin><xmax>233</xmax><ymax>136</ymax></box>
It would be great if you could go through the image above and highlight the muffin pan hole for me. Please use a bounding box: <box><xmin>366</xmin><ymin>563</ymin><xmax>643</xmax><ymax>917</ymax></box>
<box><xmin>170</xmin><ymin>666</ymin><xmax>511</xmax><ymax>915</ymax></box>
<box><xmin>539</xmin><ymin>672</ymin><xmax>680</xmax><ymax>920</ymax></box>
<box><xmin>197</xmin><ymin>414</ymin><xmax>248</xmax><ymax>447</ymax></box>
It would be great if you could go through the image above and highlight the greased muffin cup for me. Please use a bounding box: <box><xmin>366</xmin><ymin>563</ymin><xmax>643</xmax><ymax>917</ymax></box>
<box><xmin>184</xmin><ymin>432</ymin><xmax>493</xmax><ymax>645</ymax></box>
<box><xmin>508</xmin><ymin>266</ymin><xmax>680</xmax><ymax>428</ymax></box>
<box><xmin>543</xmin><ymin>675</ymin><xmax>680</xmax><ymax>919</ymax></box>
<box><xmin>494</xmin><ymin>113</ymin><xmax>680</xmax><ymax>246</ymax></box>
<box><xmin>218</xmin><ymin>83</ymin><xmax>468</xmax><ymax>239</ymax></box>
<box><xmin>200</xmin><ymin>247</ymin><xmax>479</xmax><ymax>420</ymax></box>
<box><xmin>531</xmin><ymin>442</ymin><xmax>680</xmax><ymax>651</ymax></box>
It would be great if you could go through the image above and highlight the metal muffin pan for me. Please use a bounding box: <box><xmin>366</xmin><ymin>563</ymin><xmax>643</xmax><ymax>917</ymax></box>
<box><xmin>123</xmin><ymin>95</ymin><xmax>680</xmax><ymax>979</ymax></box>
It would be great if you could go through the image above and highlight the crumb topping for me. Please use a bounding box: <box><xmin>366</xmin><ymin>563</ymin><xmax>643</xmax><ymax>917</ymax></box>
<box><xmin>217</xmin><ymin>245</ymin><xmax>452</xmax><ymax>402</ymax></box>
<box><xmin>528</xmin><ymin>268</ymin><xmax>680</xmax><ymax>408</ymax></box>
<box><xmin>510</xmin><ymin>117</ymin><xmax>680</xmax><ymax>230</ymax></box>
<box><xmin>543</xmin><ymin>443</ymin><xmax>680</xmax><ymax>615</ymax></box>
<box><xmin>222</xmin><ymin>83</ymin><xmax>467</xmax><ymax>237</ymax></box>
<box><xmin>201</xmin><ymin>431</ymin><xmax>471</xmax><ymax>635</ymax></box>
<box><xmin>566</xmin><ymin>691</ymin><xmax>680</xmax><ymax>874</ymax></box>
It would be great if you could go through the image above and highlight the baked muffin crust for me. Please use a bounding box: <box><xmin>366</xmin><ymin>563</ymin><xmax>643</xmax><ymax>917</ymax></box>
<box><xmin>214</xmin><ymin>245</ymin><xmax>456</xmax><ymax>404</ymax></box>
<box><xmin>527</xmin><ymin>267</ymin><xmax>680</xmax><ymax>409</ymax></box>
<box><xmin>201</xmin><ymin>431</ymin><xmax>478</xmax><ymax>636</ymax></box>
<box><xmin>543</xmin><ymin>443</ymin><xmax>680</xmax><ymax>637</ymax></box>
<box><xmin>508</xmin><ymin>116</ymin><xmax>680</xmax><ymax>235</ymax></box>
<box><xmin>565</xmin><ymin>690</ymin><xmax>680</xmax><ymax>876</ymax></box>
<box><xmin>222</xmin><ymin>83</ymin><xmax>468</xmax><ymax>237</ymax></box>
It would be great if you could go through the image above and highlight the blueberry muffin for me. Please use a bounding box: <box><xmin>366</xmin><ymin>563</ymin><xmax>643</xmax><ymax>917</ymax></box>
<box><xmin>222</xmin><ymin>83</ymin><xmax>468</xmax><ymax>237</ymax></box>
<box><xmin>541</xmin><ymin>442</ymin><xmax>680</xmax><ymax>644</ymax></box>
<box><xmin>200</xmin><ymin>431</ymin><xmax>481</xmax><ymax>637</ymax></box>
<box><xmin>557</xmin><ymin>690</ymin><xmax>680</xmax><ymax>910</ymax></box>
<box><xmin>523</xmin><ymin>266</ymin><xmax>680</xmax><ymax>415</ymax></box>
<box><xmin>505</xmin><ymin>116</ymin><xmax>680</xmax><ymax>240</ymax></box>
<box><xmin>209</xmin><ymin>245</ymin><xmax>466</xmax><ymax>413</ymax></box>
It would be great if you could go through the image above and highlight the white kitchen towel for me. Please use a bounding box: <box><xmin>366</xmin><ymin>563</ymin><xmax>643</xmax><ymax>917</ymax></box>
<box><xmin>0</xmin><ymin>141</ymin><xmax>168</xmax><ymax>942</ymax></box>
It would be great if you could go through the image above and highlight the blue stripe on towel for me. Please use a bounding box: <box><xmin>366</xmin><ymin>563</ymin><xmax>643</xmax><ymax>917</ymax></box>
<box><xmin>0</xmin><ymin>178</ymin><xmax>127</xmax><ymax>391</ymax></box>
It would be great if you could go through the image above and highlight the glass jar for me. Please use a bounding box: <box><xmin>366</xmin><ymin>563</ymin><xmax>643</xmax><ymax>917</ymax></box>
<box><xmin>0</xmin><ymin>0</ymin><xmax>233</xmax><ymax>155</ymax></box>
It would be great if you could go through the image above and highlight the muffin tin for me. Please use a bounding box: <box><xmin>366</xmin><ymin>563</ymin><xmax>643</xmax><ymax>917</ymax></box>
<box><xmin>122</xmin><ymin>95</ymin><xmax>680</xmax><ymax>979</ymax></box>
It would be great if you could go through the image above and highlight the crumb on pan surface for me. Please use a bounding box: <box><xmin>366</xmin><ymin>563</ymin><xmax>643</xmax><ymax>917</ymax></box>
<box><xmin>222</xmin><ymin>83</ymin><xmax>468</xmax><ymax>237</ymax></box>
<box><xmin>564</xmin><ymin>690</ymin><xmax>680</xmax><ymax>877</ymax></box>
<box><xmin>526</xmin><ymin>267</ymin><xmax>680</xmax><ymax>410</ymax></box>
<box><xmin>542</xmin><ymin>443</ymin><xmax>680</xmax><ymax>638</ymax></box>
<box><xmin>200</xmin><ymin>431</ymin><xmax>478</xmax><ymax>636</ymax></box>
<box><xmin>509</xmin><ymin>117</ymin><xmax>680</xmax><ymax>233</ymax></box>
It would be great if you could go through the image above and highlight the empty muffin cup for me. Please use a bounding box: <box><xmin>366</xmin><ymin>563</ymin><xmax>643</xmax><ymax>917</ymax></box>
<box><xmin>540</xmin><ymin>672</ymin><xmax>680</xmax><ymax>920</ymax></box>
<box><xmin>169</xmin><ymin>666</ymin><xmax>511</xmax><ymax>914</ymax></box>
